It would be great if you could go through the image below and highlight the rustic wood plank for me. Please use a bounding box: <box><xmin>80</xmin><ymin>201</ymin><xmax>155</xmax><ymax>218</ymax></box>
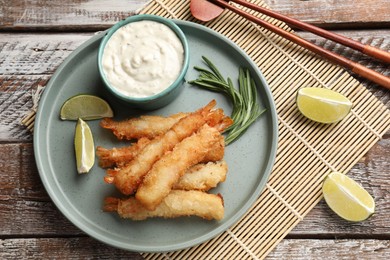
<box><xmin>0</xmin><ymin>237</ymin><xmax>143</xmax><ymax>259</ymax></box>
<box><xmin>0</xmin><ymin>76</ymin><xmax>50</xmax><ymax>142</ymax></box>
<box><xmin>0</xmin><ymin>33</ymin><xmax>93</xmax><ymax>75</ymax></box>
<box><xmin>0</xmin><ymin>143</ymin><xmax>83</xmax><ymax>235</ymax></box>
<box><xmin>1</xmin><ymin>238</ymin><xmax>388</xmax><ymax>259</ymax></box>
<box><xmin>0</xmin><ymin>0</ymin><xmax>147</xmax><ymax>31</ymax></box>
<box><xmin>0</xmin><ymin>139</ymin><xmax>389</xmax><ymax>237</ymax></box>
<box><xmin>0</xmin><ymin>0</ymin><xmax>389</xmax><ymax>31</ymax></box>
<box><xmin>266</xmin><ymin>0</ymin><xmax>390</xmax><ymax>29</ymax></box>
<box><xmin>0</xmin><ymin>33</ymin><xmax>93</xmax><ymax>141</ymax></box>
<box><xmin>268</xmin><ymin>239</ymin><xmax>390</xmax><ymax>259</ymax></box>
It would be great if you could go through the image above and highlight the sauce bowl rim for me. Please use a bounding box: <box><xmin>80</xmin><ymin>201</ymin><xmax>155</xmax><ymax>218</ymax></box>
<box><xmin>97</xmin><ymin>14</ymin><xmax>190</xmax><ymax>102</ymax></box>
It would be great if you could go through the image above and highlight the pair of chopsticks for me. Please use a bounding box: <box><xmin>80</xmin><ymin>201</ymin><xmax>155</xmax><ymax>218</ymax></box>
<box><xmin>208</xmin><ymin>0</ymin><xmax>390</xmax><ymax>89</ymax></box>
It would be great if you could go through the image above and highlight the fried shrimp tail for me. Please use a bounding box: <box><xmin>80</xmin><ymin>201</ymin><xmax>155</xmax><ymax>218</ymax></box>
<box><xmin>136</xmin><ymin>125</ymin><xmax>224</xmax><ymax>210</ymax></box>
<box><xmin>215</xmin><ymin>115</ymin><xmax>234</xmax><ymax>133</ymax></box>
<box><xmin>100</xmin><ymin>112</ymin><xmax>188</xmax><ymax>140</ymax></box>
<box><xmin>106</xmin><ymin>100</ymin><xmax>223</xmax><ymax>195</ymax></box>
<box><xmin>97</xmin><ymin>136</ymin><xmax>224</xmax><ymax>169</ymax></box>
<box><xmin>103</xmin><ymin>190</ymin><xmax>224</xmax><ymax>220</ymax></box>
<box><xmin>103</xmin><ymin>197</ymin><xmax>119</xmax><ymax>212</ymax></box>
<box><xmin>96</xmin><ymin>138</ymin><xmax>151</xmax><ymax>168</ymax></box>
<box><xmin>174</xmin><ymin>161</ymin><xmax>227</xmax><ymax>191</ymax></box>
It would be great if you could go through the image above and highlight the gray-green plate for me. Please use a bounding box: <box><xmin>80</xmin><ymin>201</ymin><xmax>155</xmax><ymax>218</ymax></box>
<box><xmin>34</xmin><ymin>20</ymin><xmax>278</xmax><ymax>253</ymax></box>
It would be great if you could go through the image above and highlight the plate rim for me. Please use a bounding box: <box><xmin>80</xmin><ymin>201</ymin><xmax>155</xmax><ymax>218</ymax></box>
<box><xmin>34</xmin><ymin>19</ymin><xmax>278</xmax><ymax>253</ymax></box>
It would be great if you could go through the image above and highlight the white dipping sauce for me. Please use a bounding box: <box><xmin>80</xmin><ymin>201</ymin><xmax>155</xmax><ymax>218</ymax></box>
<box><xmin>102</xmin><ymin>20</ymin><xmax>185</xmax><ymax>98</ymax></box>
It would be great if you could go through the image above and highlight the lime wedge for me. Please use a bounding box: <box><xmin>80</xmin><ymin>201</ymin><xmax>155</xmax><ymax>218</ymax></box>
<box><xmin>60</xmin><ymin>94</ymin><xmax>114</xmax><ymax>120</ymax></box>
<box><xmin>296</xmin><ymin>87</ymin><xmax>352</xmax><ymax>123</ymax></box>
<box><xmin>74</xmin><ymin>118</ymin><xmax>95</xmax><ymax>174</ymax></box>
<box><xmin>322</xmin><ymin>172</ymin><xmax>375</xmax><ymax>222</ymax></box>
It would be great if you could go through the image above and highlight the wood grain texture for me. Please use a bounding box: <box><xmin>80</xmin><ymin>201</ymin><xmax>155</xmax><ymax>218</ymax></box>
<box><xmin>268</xmin><ymin>239</ymin><xmax>390</xmax><ymax>259</ymax></box>
<box><xmin>0</xmin><ymin>33</ymin><xmax>92</xmax><ymax>141</ymax></box>
<box><xmin>265</xmin><ymin>0</ymin><xmax>390</xmax><ymax>29</ymax></box>
<box><xmin>0</xmin><ymin>0</ymin><xmax>147</xmax><ymax>31</ymax></box>
<box><xmin>0</xmin><ymin>237</ymin><xmax>143</xmax><ymax>259</ymax></box>
<box><xmin>1</xmin><ymin>238</ymin><xmax>389</xmax><ymax>259</ymax></box>
<box><xmin>0</xmin><ymin>33</ymin><xmax>93</xmax><ymax>75</ymax></box>
<box><xmin>0</xmin><ymin>0</ymin><xmax>389</xmax><ymax>31</ymax></box>
<box><xmin>0</xmin><ymin>143</ymin><xmax>83</xmax><ymax>236</ymax></box>
<box><xmin>0</xmin><ymin>76</ymin><xmax>49</xmax><ymax>141</ymax></box>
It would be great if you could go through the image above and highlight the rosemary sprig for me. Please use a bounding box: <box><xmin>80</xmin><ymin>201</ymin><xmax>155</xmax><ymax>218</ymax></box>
<box><xmin>188</xmin><ymin>56</ymin><xmax>266</xmax><ymax>145</ymax></box>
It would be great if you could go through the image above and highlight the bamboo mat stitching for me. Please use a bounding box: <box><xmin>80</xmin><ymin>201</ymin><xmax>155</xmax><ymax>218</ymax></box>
<box><xmin>227</xmin><ymin>229</ymin><xmax>260</xmax><ymax>260</ymax></box>
<box><xmin>350</xmin><ymin>110</ymin><xmax>383</xmax><ymax>138</ymax></box>
<box><xmin>278</xmin><ymin>117</ymin><xmax>338</xmax><ymax>172</ymax></box>
<box><xmin>265</xmin><ymin>183</ymin><xmax>304</xmax><ymax>220</ymax></box>
<box><xmin>154</xmin><ymin>0</ymin><xmax>177</xmax><ymax>18</ymax></box>
<box><xmin>160</xmin><ymin>253</ymin><xmax>170</xmax><ymax>260</ymax></box>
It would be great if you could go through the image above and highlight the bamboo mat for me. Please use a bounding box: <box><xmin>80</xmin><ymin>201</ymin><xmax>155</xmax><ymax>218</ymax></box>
<box><xmin>139</xmin><ymin>0</ymin><xmax>390</xmax><ymax>259</ymax></box>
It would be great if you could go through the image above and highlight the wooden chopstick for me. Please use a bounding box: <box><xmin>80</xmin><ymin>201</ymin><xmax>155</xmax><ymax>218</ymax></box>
<box><xmin>224</xmin><ymin>0</ymin><xmax>390</xmax><ymax>64</ymax></box>
<box><xmin>209</xmin><ymin>0</ymin><xmax>390</xmax><ymax>89</ymax></box>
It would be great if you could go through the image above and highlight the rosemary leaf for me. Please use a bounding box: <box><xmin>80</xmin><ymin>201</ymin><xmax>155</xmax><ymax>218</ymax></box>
<box><xmin>189</xmin><ymin>56</ymin><xmax>266</xmax><ymax>145</ymax></box>
<box><xmin>202</xmin><ymin>56</ymin><xmax>227</xmax><ymax>84</ymax></box>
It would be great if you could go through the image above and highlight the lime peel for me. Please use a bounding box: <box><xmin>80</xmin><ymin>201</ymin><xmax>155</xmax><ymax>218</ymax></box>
<box><xmin>74</xmin><ymin>118</ymin><xmax>95</xmax><ymax>174</ymax></box>
<box><xmin>296</xmin><ymin>87</ymin><xmax>352</xmax><ymax>123</ymax></box>
<box><xmin>322</xmin><ymin>172</ymin><xmax>375</xmax><ymax>222</ymax></box>
<box><xmin>60</xmin><ymin>94</ymin><xmax>114</xmax><ymax>121</ymax></box>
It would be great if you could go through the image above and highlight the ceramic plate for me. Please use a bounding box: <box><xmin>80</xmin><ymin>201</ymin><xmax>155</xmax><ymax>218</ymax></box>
<box><xmin>34</xmin><ymin>20</ymin><xmax>278</xmax><ymax>253</ymax></box>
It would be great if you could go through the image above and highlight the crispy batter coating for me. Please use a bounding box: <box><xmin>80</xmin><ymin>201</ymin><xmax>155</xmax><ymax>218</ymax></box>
<box><xmin>100</xmin><ymin>100</ymin><xmax>232</xmax><ymax>221</ymax></box>
<box><xmin>105</xmin><ymin>100</ymin><xmax>224</xmax><ymax>195</ymax></box>
<box><xmin>96</xmin><ymin>137</ymin><xmax>150</xmax><ymax>168</ymax></box>
<box><xmin>100</xmin><ymin>112</ymin><xmax>188</xmax><ymax>140</ymax></box>
<box><xmin>135</xmin><ymin>125</ymin><xmax>224</xmax><ymax>210</ymax></box>
<box><xmin>104</xmin><ymin>190</ymin><xmax>224</xmax><ymax>220</ymax></box>
<box><xmin>174</xmin><ymin>161</ymin><xmax>227</xmax><ymax>191</ymax></box>
<box><xmin>96</xmin><ymin>136</ymin><xmax>224</xmax><ymax>169</ymax></box>
<box><xmin>100</xmin><ymin>107</ymin><xmax>231</xmax><ymax>141</ymax></box>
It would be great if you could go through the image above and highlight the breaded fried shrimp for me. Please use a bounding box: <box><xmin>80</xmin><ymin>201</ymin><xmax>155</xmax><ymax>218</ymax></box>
<box><xmin>96</xmin><ymin>138</ymin><xmax>151</xmax><ymax>168</ymax></box>
<box><xmin>105</xmin><ymin>100</ymin><xmax>222</xmax><ymax>195</ymax></box>
<box><xmin>97</xmin><ymin>136</ymin><xmax>224</xmax><ymax>169</ymax></box>
<box><xmin>103</xmin><ymin>190</ymin><xmax>224</xmax><ymax>220</ymax></box>
<box><xmin>174</xmin><ymin>161</ymin><xmax>227</xmax><ymax>191</ymax></box>
<box><xmin>100</xmin><ymin>112</ymin><xmax>188</xmax><ymax>140</ymax></box>
<box><xmin>136</xmin><ymin>125</ymin><xmax>224</xmax><ymax>210</ymax></box>
<box><xmin>202</xmin><ymin>136</ymin><xmax>225</xmax><ymax>162</ymax></box>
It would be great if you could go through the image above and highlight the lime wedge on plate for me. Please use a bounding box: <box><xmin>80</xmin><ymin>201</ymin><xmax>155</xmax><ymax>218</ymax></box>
<box><xmin>60</xmin><ymin>94</ymin><xmax>114</xmax><ymax>120</ymax></box>
<box><xmin>322</xmin><ymin>172</ymin><xmax>375</xmax><ymax>222</ymax></box>
<box><xmin>296</xmin><ymin>87</ymin><xmax>352</xmax><ymax>123</ymax></box>
<box><xmin>74</xmin><ymin>118</ymin><xmax>95</xmax><ymax>174</ymax></box>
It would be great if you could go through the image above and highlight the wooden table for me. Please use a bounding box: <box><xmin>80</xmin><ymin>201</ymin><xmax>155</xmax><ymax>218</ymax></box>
<box><xmin>1</xmin><ymin>1</ymin><xmax>389</xmax><ymax>258</ymax></box>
